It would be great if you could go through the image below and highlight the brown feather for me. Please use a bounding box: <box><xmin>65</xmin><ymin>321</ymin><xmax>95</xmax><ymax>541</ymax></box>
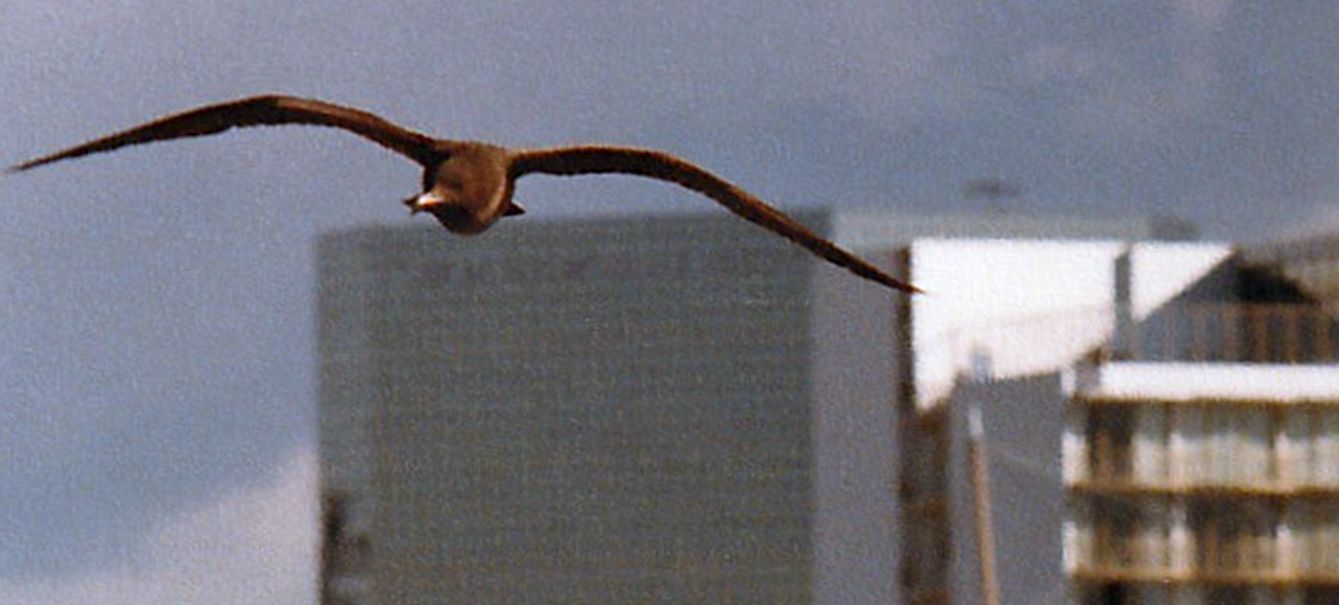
<box><xmin>9</xmin><ymin>95</ymin><xmax>444</xmax><ymax>171</ymax></box>
<box><xmin>511</xmin><ymin>145</ymin><xmax>921</xmax><ymax>293</ymax></box>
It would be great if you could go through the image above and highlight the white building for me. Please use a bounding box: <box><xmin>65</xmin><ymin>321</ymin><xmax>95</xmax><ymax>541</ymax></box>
<box><xmin>906</xmin><ymin>239</ymin><xmax>1339</xmax><ymax>605</ymax></box>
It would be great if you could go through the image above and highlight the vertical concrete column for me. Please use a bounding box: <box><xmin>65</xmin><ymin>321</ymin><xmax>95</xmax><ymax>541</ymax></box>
<box><xmin>1111</xmin><ymin>247</ymin><xmax>1135</xmax><ymax>359</ymax></box>
<box><xmin>1063</xmin><ymin>496</ymin><xmax>1093</xmax><ymax>575</ymax></box>
<box><xmin>1063</xmin><ymin>404</ymin><xmax>1089</xmax><ymax>486</ymax></box>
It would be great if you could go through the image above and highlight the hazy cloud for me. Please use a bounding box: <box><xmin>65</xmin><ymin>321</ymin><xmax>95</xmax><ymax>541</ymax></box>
<box><xmin>0</xmin><ymin>446</ymin><xmax>316</xmax><ymax>605</ymax></box>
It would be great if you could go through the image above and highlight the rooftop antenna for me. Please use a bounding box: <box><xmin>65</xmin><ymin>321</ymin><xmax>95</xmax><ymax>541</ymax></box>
<box><xmin>964</xmin><ymin>178</ymin><xmax>1022</xmax><ymax>214</ymax></box>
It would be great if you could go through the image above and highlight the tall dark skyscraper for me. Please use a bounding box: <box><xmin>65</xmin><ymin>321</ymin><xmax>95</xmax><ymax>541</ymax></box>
<box><xmin>316</xmin><ymin>211</ymin><xmax>904</xmax><ymax>604</ymax></box>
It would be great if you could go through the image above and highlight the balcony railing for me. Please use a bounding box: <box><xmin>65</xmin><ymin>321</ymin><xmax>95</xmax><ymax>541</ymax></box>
<box><xmin>1066</xmin><ymin>498</ymin><xmax>1339</xmax><ymax>585</ymax></box>
<box><xmin>1070</xmin><ymin>480</ymin><xmax>1339</xmax><ymax>499</ymax></box>
<box><xmin>1109</xmin><ymin>303</ymin><xmax>1339</xmax><ymax>364</ymax></box>
<box><xmin>1070</xmin><ymin>567</ymin><xmax>1339</xmax><ymax>587</ymax></box>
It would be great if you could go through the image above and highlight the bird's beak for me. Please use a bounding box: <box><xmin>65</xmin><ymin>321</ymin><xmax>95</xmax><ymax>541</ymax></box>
<box><xmin>404</xmin><ymin>192</ymin><xmax>446</xmax><ymax>215</ymax></box>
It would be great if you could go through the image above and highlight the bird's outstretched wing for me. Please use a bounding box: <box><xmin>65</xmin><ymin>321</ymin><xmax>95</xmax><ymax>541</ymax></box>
<box><xmin>511</xmin><ymin>145</ymin><xmax>920</xmax><ymax>293</ymax></box>
<box><xmin>10</xmin><ymin>95</ymin><xmax>445</xmax><ymax>172</ymax></box>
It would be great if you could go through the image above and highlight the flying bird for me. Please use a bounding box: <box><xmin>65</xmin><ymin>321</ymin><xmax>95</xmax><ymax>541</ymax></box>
<box><xmin>10</xmin><ymin>95</ymin><xmax>919</xmax><ymax>293</ymax></box>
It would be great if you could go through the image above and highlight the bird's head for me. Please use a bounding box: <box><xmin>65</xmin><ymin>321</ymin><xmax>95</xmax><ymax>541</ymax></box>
<box><xmin>404</xmin><ymin>143</ymin><xmax>514</xmax><ymax>235</ymax></box>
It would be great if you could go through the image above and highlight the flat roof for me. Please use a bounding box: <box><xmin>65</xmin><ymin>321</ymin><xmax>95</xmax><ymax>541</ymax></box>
<box><xmin>1064</xmin><ymin>361</ymin><xmax>1339</xmax><ymax>404</ymax></box>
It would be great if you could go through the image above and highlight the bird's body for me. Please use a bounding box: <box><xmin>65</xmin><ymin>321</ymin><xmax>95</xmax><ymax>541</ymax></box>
<box><xmin>11</xmin><ymin>95</ymin><xmax>919</xmax><ymax>293</ymax></box>
<box><xmin>419</xmin><ymin>141</ymin><xmax>515</xmax><ymax>234</ymax></box>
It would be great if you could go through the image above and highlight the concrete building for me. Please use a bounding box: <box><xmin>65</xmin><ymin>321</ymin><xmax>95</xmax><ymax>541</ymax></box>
<box><xmin>314</xmin><ymin>210</ymin><xmax>1193</xmax><ymax>604</ymax></box>
<box><xmin>908</xmin><ymin>239</ymin><xmax>1339</xmax><ymax>605</ymax></box>
<box><xmin>317</xmin><ymin>211</ymin><xmax>896</xmax><ymax>605</ymax></box>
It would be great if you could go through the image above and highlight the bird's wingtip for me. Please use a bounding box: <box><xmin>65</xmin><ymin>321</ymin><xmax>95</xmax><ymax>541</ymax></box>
<box><xmin>879</xmin><ymin>274</ymin><xmax>925</xmax><ymax>295</ymax></box>
<box><xmin>6</xmin><ymin>158</ymin><xmax>43</xmax><ymax>174</ymax></box>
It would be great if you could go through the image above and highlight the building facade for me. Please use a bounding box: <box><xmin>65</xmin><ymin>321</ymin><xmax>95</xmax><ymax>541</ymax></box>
<box><xmin>911</xmin><ymin>239</ymin><xmax>1339</xmax><ymax>605</ymax></box>
<box><xmin>316</xmin><ymin>212</ymin><xmax>902</xmax><ymax>604</ymax></box>
<box><xmin>316</xmin><ymin>211</ymin><xmax>1194</xmax><ymax>604</ymax></box>
<box><xmin>1064</xmin><ymin>363</ymin><xmax>1339</xmax><ymax>605</ymax></box>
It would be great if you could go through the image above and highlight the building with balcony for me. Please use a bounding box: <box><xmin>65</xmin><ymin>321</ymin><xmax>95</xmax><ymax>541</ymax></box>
<box><xmin>1063</xmin><ymin>363</ymin><xmax>1339</xmax><ymax>604</ymax></box>
<box><xmin>907</xmin><ymin>239</ymin><xmax>1339</xmax><ymax>605</ymax></box>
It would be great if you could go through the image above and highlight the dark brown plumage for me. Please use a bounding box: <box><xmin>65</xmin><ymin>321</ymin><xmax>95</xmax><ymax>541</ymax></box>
<box><xmin>11</xmin><ymin>95</ymin><xmax>919</xmax><ymax>293</ymax></box>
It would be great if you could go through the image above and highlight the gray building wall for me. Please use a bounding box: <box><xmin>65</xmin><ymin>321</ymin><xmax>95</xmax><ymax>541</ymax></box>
<box><xmin>810</xmin><ymin>247</ymin><xmax>903</xmax><ymax>605</ymax></box>
<box><xmin>317</xmin><ymin>212</ymin><xmax>875</xmax><ymax>604</ymax></box>
<box><xmin>946</xmin><ymin>374</ymin><xmax>1070</xmax><ymax>605</ymax></box>
<box><xmin>318</xmin><ymin>232</ymin><xmax>382</xmax><ymax>604</ymax></box>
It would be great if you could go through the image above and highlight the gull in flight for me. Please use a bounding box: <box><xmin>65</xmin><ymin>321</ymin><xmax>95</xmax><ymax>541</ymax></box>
<box><xmin>11</xmin><ymin>95</ymin><xmax>919</xmax><ymax>293</ymax></box>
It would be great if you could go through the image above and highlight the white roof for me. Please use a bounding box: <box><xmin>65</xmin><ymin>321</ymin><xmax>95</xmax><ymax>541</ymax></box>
<box><xmin>910</xmin><ymin>238</ymin><xmax>1232</xmax><ymax>409</ymax></box>
<box><xmin>1064</xmin><ymin>362</ymin><xmax>1339</xmax><ymax>403</ymax></box>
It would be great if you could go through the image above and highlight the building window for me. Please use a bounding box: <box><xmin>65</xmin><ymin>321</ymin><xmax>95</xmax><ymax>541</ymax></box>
<box><xmin>1087</xmin><ymin>406</ymin><xmax>1134</xmax><ymax>484</ymax></box>
<box><xmin>1189</xmin><ymin>499</ymin><xmax>1276</xmax><ymax>574</ymax></box>
<box><xmin>1091</xmin><ymin>495</ymin><xmax>1139</xmax><ymax>570</ymax></box>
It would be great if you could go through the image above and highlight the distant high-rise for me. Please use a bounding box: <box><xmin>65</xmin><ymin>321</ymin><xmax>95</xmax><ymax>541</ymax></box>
<box><xmin>315</xmin><ymin>210</ymin><xmax>1191</xmax><ymax>604</ymax></box>
<box><xmin>317</xmin><ymin>211</ymin><xmax>900</xmax><ymax>604</ymax></box>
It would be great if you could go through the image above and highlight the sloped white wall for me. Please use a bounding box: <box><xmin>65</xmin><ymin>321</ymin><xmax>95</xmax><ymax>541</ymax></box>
<box><xmin>911</xmin><ymin>239</ymin><xmax>1232</xmax><ymax>409</ymax></box>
